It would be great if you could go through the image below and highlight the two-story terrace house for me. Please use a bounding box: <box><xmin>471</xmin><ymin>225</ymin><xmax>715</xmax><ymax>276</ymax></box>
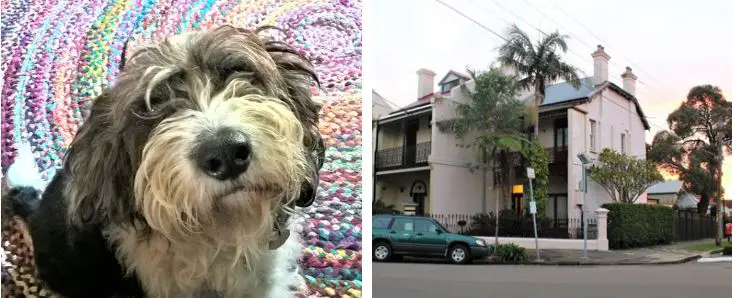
<box><xmin>373</xmin><ymin>45</ymin><xmax>651</xmax><ymax>226</ymax></box>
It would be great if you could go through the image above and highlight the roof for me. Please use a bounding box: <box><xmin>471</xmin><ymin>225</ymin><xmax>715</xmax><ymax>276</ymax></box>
<box><xmin>541</xmin><ymin>77</ymin><xmax>597</xmax><ymax>106</ymax></box>
<box><xmin>437</xmin><ymin>70</ymin><xmax>470</xmax><ymax>85</ymax></box>
<box><xmin>535</xmin><ymin>77</ymin><xmax>651</xmax><ymax>130</ymax></box>
<box><xmin>676</xmin><ymin>193</ymin><xmax>699</xmax><ymax>210</ymax></box>
<box><xmin>389</xmin><ymin>95</ymin><xmax>432</xmax><ymax>114</ymax></box>
<box><xmin>647</xmin><ymin>180</ymin><xmax>684</xmax><ymax>194</ymax></box>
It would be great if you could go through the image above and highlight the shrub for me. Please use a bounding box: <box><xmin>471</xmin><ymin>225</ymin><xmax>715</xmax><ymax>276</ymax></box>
<box><xmin>723</xmin><ymin>246</ymin><xmax>731</xmax><ymax>256</ymax></box>
<box><xmin>373</xmin><ymin>200</ymin><xmax>401</xmax><ymax>215</ymax></box>
<box><xmin>488</xmin><ymin>243</ymin><xmax>528</xmax><ymax>263</ymax></box>
<box><xmin>602</xmin><ymin>203</ymin><xmax>676</xmax><ymax>249</ymax></box>
<box><xmin>466</xmin><ymin>209</ymin><xmax>568</xmax><ymax>238</ymax></box>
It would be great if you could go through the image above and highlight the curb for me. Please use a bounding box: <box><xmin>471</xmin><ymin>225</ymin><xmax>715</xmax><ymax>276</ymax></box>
<box><xmin>512</xmin><ymin>255</ymin><xmax>702</xmax><ymax>266</ymax></box>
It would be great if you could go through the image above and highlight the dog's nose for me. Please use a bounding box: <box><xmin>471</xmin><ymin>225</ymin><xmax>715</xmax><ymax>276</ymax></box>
<box><xmin>196</xmin><ymin>129</ymin><xmax>251</xmax><ymax>180</ymax></box>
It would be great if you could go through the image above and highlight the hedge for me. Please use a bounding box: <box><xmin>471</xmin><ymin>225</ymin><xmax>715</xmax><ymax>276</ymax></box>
<box><xmin>602</xmin><ymin>203</ymin><xmax>677</xmax><ymax>249</ymax></box>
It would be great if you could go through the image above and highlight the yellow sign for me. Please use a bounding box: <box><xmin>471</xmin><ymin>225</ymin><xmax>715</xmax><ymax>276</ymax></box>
<box><xmin>512</xmin><ymin>184</ymin><xmax>524</xmax><ymax>194</ymax></box>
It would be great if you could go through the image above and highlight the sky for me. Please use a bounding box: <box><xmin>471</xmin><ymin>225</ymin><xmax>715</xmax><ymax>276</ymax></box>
<box><xmin>370</xmin><ymin>0</ymin><xmax>733</xmax><ymax>198</ymax></box>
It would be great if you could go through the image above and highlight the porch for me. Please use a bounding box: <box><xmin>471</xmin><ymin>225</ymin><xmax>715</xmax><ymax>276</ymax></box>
<box><xmin>375</xmin><ymin>169</ymin><xmax>431</xmax><ymax>215</ymax></box>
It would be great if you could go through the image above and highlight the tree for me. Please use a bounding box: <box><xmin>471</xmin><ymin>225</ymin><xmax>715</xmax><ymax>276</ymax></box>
<box><xmin>588</xmin><ymin>148</ymin><xmax>664</xmax><ymax>204</ymax></box>
<box><xmin>436</xmin><ymin>67</ymin><xmax>528</xmax><ymax>245</ymax></box>
<box><xmin>497</xmin><ymin>24</ymin><xmax>582</xmax><ymax>138</ymax></box>
<box><xmin>648</xmin><ymin>85</ymin><xmax>732</xmax><ymax>214</ymax></box>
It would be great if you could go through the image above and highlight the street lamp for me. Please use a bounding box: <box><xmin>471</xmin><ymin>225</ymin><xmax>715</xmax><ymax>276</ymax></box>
<box><xmin>577</xmin><ymin>153</ymin><xmax>592</xmax><ymax>259</ymax></box>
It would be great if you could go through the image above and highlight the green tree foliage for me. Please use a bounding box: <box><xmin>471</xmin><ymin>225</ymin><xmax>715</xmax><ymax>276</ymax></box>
<box><xmin>436</xmin><ymin>67</ymin><xmax>529</xmax><ymax>244</ymax></box>
<box><xmin>589</xmin><ymin>148</ymin><xmax>664</xmax><ymax>203</ymax></box>
<box><xmin>497</xmin><ymin>24</ymin><xmax>581</xmax><ymax>136</ymax></box>
<box><xmin>522</xmin><ymin>140</ymin><xmax>549</xmax><ymax>216</ymax></box>
<box><xmin>648</xmin><ymin>85</ymin><xmax>732</xmax><ymax>213</ymax></box>
<box><xmin>436</xmin><ymin>67</ymin><xmax>529</xmax><ymax>167</ymax></box>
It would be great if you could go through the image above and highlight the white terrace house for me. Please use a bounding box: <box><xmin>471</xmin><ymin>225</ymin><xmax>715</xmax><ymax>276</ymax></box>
<box><xmin>374</xmin><ymin>45</ymin><xmax>651</xmax><ymax>235</ymax></box>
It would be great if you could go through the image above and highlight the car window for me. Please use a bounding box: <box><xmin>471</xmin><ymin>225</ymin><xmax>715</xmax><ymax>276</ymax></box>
<box><xmin>373</xmin><ymin>216</ymin><xmax>392</xmax><ymax>229</ymax></box>
<box><xmin>393</xmin><ymin>218</ymin><xmax>414</xmax><ymax>232</ymax></box>
<box><xmin>415</xmin><ymin>219</ymin><xmax>438</xmax><ymax>233</ymax></box>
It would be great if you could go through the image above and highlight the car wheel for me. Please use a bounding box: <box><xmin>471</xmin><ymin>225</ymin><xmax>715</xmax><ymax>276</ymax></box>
<box><xmin>373</xmin><ymin>242</ymin><xmax>392</xmax><ymax>262</ymax></box>
<box><xmin>448</xmin><ymin>244</ymin><xmax>471</xmax><ymax>264</ymax></box>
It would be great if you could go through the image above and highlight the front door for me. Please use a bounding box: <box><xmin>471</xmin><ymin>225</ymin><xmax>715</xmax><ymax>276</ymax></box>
<box><xmin>413</xmin><ymin>194</ymin><xmax>426</xmax><ymax>216</ymax></box>
<box><xmin>404</xmin><ymin>119</ymin><xmax>419</xmax><ymax>165</ymax></box>
<box><xmin>410</xmin><ymin>218</ymin><xmax>447</xmax><ymax>256</ymax></box>
<box><xmin>389</xmin><ymin>218</ymin><xmax>415</xmax><ymax>254</ymax></box>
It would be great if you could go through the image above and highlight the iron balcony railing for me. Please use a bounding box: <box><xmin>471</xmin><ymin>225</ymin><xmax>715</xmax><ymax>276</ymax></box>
<box><xmin>375</xmin><ymin>141</ymin><xmax>431</xmax><ymax>169</ymax></box>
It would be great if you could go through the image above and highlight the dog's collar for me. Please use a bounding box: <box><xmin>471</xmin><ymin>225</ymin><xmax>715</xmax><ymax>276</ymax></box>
<box><xmin>269</xmin><ymin>208</ymin><xmax>292</xmax><ymax>250</ymax></box>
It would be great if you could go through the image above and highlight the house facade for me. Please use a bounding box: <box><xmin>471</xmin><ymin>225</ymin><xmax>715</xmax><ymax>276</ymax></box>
<box><xmin>374</xmin><ymin>45</ymin><xmax>651</xmax><ymax>226</ymax></box>
<box><xmin>646</xmin><ymin>180</ymin><xmax>684</xmax><ymax>206</ymax></box>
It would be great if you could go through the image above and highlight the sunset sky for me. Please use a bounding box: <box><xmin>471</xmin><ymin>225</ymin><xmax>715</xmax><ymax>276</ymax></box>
<box><xmin>370</xmin><ymin>0</ymin><xmax>732</xmax><ymax>199</ymax></box>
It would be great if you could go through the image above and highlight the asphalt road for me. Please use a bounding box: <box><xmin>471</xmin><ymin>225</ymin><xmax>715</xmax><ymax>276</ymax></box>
<box><xmin>374</xmin><ymin>260</ymin><xmax>731</xmax><ymax>298</ymax></box>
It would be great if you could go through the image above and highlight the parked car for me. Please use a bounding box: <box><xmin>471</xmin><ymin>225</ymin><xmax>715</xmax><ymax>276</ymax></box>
<box><xmin>372</xmin><ymin>214</ymin><xmax>489</xmax><ymax>264</ymax></box>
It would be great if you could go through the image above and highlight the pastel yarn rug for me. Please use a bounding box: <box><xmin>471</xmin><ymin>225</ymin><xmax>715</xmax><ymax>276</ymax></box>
<box><xmin>0</xmin><ymin>0</ymin><xmax>362</xmax><ymax>297</ymax></box>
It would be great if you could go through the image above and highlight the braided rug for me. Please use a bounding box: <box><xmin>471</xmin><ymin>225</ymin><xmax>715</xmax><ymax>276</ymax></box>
<box><xmin>0</xmin><ymin>0</ymin><xmax>362</xmax><ymax>297</ymax></box>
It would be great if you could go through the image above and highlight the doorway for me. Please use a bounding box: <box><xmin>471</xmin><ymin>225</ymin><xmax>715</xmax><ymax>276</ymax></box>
<box><xmin>410</xmin><ymin>180</ymin><xmax>428</xmax><ymax>216</ymax></box>
<box><xmin>404</xmin><ymin>119</ymin><xmax>419</xmax><ymax>165</ymax></box>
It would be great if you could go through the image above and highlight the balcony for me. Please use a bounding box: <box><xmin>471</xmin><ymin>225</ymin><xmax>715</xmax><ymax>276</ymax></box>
<box><xmin>375</xmin><ymin>141</ymin><xmax>431</xmax><ymax>170</ymax></box>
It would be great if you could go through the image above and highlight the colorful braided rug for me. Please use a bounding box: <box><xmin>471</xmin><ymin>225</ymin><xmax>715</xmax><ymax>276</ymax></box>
<box><xmin>0</xmin><ymin>0</ymin><xmax>362</xmax><ymax>297</ymax></box>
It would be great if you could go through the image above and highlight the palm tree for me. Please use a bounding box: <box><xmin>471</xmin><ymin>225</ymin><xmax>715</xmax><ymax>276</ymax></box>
<box><xmin>436</xmin><ymin>67</ymin><xmax>529</xmax><ymax>245</ymax></box>
<box><xmin>497</xmin><ymin>24</ymin><xmax>582</xmax><ymax>137</ymax></box>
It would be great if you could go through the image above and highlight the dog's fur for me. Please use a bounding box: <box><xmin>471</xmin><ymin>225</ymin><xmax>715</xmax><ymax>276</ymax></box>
<box><xmin>4</xmin><ymin>25</ymin><xmax>325</xmax><ymax>298</ymax></box>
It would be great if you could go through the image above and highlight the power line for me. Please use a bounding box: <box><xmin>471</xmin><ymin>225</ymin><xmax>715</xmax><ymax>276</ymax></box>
<box><xmin>474</xmin><ymin>0</ymin><xmax>596</xmax><ymax>77</ymax></box>
<box><xmin>437</xmin><ymin>0</ymin><xmax>670</xmax><ymax>130</ymax></box>
<box><xmin>433</xmin><ymin>0</ymin><xmax>506</xmax><ymax>43</ymax></box>
<box><xmin>518</xmin><ymin>0</ymin><xmax>679</xmax><ymax>102</ymax></box>
<box><xmin>543</xmin><ymin>0</ymin><xmax>671</xmax><ymax>89</ymax></box>
<box><xmin>474</xmin><ymin>0</ymin><xmax>674</xmax><ymax>108</ymax></box>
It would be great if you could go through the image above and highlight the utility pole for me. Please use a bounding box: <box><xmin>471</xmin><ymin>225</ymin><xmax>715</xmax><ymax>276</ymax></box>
<box><xmin>716</xmin><ymin>129</ymin><xmax>724</xmax><ymax>246</ymax></box>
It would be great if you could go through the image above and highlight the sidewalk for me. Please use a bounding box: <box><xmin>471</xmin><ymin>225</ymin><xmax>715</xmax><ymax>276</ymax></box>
<box><xmin>525</xmin><ymin>240</ymin><xmax>718</xmax><ymax>265</ymax></box>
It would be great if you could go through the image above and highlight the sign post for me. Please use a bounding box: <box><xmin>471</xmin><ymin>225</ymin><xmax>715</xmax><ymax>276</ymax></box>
<box><xmin>577</xmin><ymin>153</ymin><xmax>592</xmax><ymax>260</ymax></box>
<box><xmin>527</xmin><ymin>167</ymin><xmax>540</xmax><ymax>261</ymax></box>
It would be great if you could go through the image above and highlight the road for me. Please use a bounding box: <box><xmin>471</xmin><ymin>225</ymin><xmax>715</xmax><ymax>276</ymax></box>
<box><xmin>374</xmin><ymin>260</ymin><xmax>731</xmax><ymax>298</ymax></box>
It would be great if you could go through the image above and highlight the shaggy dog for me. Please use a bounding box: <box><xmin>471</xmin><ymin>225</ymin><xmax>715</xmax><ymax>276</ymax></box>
<box><xmin>4</xmin><ymin>25</ymin><xmax>325</xmax><ymax>298</ymax></box>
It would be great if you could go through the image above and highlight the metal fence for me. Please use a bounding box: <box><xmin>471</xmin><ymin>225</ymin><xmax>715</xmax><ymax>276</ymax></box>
<box><xmin>675</xmin><ymin>211</ymin><xmax>715</xmax><ymax>241</ymax></box>
<box><xmin>427</xmin><ymin>212</ymin><xmax>597</xmax><ymax>240</ymax></box>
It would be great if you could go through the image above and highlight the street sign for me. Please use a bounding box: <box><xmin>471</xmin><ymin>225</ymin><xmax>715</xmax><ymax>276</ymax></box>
<box><xmin>529</xmin><ymin>201</ymin><xmax>537</xmax><ymax>214</ymax></box>
<box><xmin>526</xmin><ymin>167</ymin><xmax>535</xmax><ymax>179</ymax></box>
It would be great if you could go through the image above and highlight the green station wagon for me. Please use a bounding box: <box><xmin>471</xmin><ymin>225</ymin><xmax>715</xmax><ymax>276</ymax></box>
<box><xmin>372</xmin><ymin>214</ymin><xmax>489</xmax><ymax>264</ymax></box>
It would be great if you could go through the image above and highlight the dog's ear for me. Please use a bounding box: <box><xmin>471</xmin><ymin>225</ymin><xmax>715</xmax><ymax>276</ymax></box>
<box><xmin>258</xmin><ymin>29</ymin><xmax>324</xmax><ymax>208</ymax></box>
<box><xmin>296</xmin><ymin>135</ymin><xmax>325</xmax><ymax>207</ymax></box>
<box><xmin>64</xmin><ymin>92</ymin><xmax>139</xmax><ymax>226</ymax></box>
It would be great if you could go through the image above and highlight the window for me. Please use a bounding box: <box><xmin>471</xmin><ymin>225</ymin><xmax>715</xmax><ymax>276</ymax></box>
<box><xmin>393</xmin><ymin>218</ymin><xmax>414</xmax><ymax>232</ymax></box>
<box><xmin>554</xmin><ymin>119</ymin><xmax>568</xmax><ymax>149</ymax></box>
<box><xmin>373</xmin><ymin>216</ymin><xmax>393</xmax><ymax>229</ymax></box>
<box><xmin>414</xmin><ymin>219</ymin><xmax>438</xmax><ymax>233</ymax></box>
<box><xmin>590</xmin><ymin>120</ymin><xmax>597</xmax><ymax>151</ymax></box>
<box><xmin>441</xmin><ymin>80</ymin><xmax>459</xmax><ymax>93</ymax></box>
<box><xmin>621</xmin><ymin>133</ymin><xmax>626</xmax><ymax>154</ymax></box>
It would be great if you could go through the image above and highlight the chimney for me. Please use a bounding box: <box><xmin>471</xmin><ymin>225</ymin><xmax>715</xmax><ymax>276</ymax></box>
<box><xmin>416</xmin><ymin>68</ymin><xmax>436</xmax><ymax>99</ymax></box>
<box><xmin>620</xmin><ymin>67</ymin><xmax>637</xmax><ymax>96</ymax></box>
<box><xmin>591</xmin><ymin>45</ymin><xmax>610</xmax><ymax>85</ymax></box>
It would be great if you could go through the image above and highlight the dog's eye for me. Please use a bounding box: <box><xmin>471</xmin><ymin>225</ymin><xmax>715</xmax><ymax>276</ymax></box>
<box><xmin>146</xmin><ymin>96</ymin><xmax>167</xmax><ymax>112</ymax></box>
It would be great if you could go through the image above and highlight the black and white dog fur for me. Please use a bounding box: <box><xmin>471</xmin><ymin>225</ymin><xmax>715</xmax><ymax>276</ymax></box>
<box><xmin>4</xmin><ymin>25</ymin><xmax>325</xmax><ymax>298</ymax></box>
